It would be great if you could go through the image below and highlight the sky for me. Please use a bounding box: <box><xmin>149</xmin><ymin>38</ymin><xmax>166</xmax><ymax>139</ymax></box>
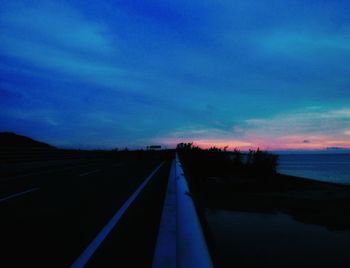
<box><xmin>1</xmin><ymin>0</ymin><xmax>350</xmax><ymax>150</ymax></box>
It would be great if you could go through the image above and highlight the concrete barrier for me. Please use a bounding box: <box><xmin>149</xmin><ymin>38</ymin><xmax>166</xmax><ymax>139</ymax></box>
<box><xmin>153</xmin><ymin>155</ymin><xmax>213</xmax><ymax>268</ymax></box>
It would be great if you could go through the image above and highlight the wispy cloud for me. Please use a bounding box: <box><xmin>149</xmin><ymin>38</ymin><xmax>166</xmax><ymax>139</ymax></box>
<box><xmin>156</xmin><ymin>106</ymin><xmax>350</xmax><ymax>150</ymax></box>
<box><xmin>1</xmin><ymin>0</ymin><xmax>350</xmax><ymax>149</ymax></box>
<box><xmin>0</xmin><ymin>2</ymin><xmax>115</xmax><ymax>54</ymax></box>
<box><xmin>0</xmin><ymin>2</ymin><xmax>144</xmax><ymax>93</ymax></box>
<box><xmin>259</xmin><ymin>31</ymin><xmax>350</xmax><ymax>56</ymax></box>
<box><xmin>242</xmin><ymin>107</ymin><xmax>350</xmax><ymax>149</ymax></box>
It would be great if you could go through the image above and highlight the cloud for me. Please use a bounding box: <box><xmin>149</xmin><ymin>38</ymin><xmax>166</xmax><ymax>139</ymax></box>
<box><xmin>156</xmin><ymin>106</ymin><xmax>350</xmax><ymax>150</ymax></box>
<box><xmin>0</xmin><ymin>2</ymin><xmax>114</xmax><ymax>54</ymax></box>
<box><xmin>244</xmin><ymin>107</ymin><xmax>350</xmax><ymax>134</ymax></box>
<box><xmin>259</xmin><ymin>31</ymin><xmax>350</xmax><ymax>56</ymax></box>
<box><xmin>1</xmin><ymin>0</ymin><xmax>350</xmax><ymax>149</ymax></box>
<box><xmin>0</xmin><ymin>1</ymin><xmax>140</xmax><ymax>92</ymax></box>
<box><xmin>1</xmin><ymin>108</ymin><xmax>61</xmax><ymax>127</ymax></box>
<box><xmin>241</xmin><ymin>107</ymin><xmax>350</xmax><ymax>149</ymax></box>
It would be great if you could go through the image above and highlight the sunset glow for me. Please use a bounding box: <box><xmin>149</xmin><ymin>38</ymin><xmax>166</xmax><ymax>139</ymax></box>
<box><xmin>1</xmin><ymin>1</ymin><xmax>349</xmax><ymax>150</ymax></box>
<box><xmin>157</xmin><ymin>136</ymin><xmax>350</xmax><ymax>151</ymax></box>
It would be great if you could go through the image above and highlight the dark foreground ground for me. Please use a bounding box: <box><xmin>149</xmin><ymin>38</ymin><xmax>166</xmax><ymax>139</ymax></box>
<box><xmin>178</xmin><ymin>151</ymin><xmax>350</xmax><ymax>230</ymax></box>
<box><xmin>0</xmin><ymin>150</ymin><xmax>173</xmax><ymax>267</ymax></box>
<box><xmin>178</xmin><ymin>151</ymin><xmax>350</xmax><ymax>268</ymax></box>
<box><xmin>2</xmin><ymin>145</ymin><xmax>350</xmax><ymax>268</ymax></box>
<box><xmin>199</xmin><ymin>173</ymin><xmax>350</xmax><ymax>230</ymax></box>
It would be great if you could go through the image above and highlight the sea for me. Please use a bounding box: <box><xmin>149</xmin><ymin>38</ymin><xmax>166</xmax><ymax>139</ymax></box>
<box><xmin>278</xmin><ymin>153</ymin><xmax>350</xmax><ymax>184</ymax></box>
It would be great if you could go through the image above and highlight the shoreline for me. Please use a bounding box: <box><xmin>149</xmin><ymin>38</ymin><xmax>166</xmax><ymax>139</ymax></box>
<box><xmin>278</xmin><ymin>171</ymin><xmax>350</xmax><ymax>186</ymax></box>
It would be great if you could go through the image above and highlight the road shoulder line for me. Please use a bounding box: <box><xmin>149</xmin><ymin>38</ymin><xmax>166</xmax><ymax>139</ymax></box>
<box><xmin>71</xmin><ymin>161</ymin><xmax>165</xmax><ymax>268</ymax></box>
<box><xmin>0</xmin><ymin>187</ymin><xmax>40</xmax><ymax>203</ymax></box>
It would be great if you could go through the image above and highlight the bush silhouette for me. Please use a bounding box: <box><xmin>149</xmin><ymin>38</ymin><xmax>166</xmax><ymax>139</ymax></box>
<box><xmin>177</xmin><ymin>143</ymin><xmax>278</xmax><ymax>190</ymax></box>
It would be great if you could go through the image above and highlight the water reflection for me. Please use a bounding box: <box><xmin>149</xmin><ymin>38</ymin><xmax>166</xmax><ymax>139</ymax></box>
<box><xmin>206</xmin><ymin>210</ymin><xmax>350</xmax><ymax>268</ymax></box>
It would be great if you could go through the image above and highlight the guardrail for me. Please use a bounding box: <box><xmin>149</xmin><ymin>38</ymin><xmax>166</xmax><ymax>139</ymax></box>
<box><xmin>153</xmin><ymin>154</ymin><xmax>213</xmax><ymax>268</ymax></box>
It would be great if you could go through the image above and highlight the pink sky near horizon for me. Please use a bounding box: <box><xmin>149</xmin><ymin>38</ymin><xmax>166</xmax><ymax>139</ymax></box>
<box><xmin>157</xmin><ymin>136</ymin><xmax>350</xmax><ymax>151</ymax></box>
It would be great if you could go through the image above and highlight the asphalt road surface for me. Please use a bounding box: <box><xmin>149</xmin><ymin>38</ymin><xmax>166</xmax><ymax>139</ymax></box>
<box><xmin>0</xmin><ymin>154</ymin><xmax>172</xmax><ymax>267</ymax></box>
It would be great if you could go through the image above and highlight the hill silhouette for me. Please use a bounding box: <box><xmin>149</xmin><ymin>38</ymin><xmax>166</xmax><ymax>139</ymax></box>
<box><xmin>0</xmin><ymin>132</ymin><xmax>55</xmax><ymax>149</ymax></box>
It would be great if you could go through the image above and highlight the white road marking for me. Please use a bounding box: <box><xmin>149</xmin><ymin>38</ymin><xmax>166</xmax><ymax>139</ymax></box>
<box><xmin>0</xmin><ymin>187</ymin><xmax>40</xmax><ymax>203</ymax></box>
<box><xmin>152</xmin><ymin>160</ymin><xmax>177</xmax><ymax>268</ymax></box>
<box><xmin>4</xmin><ymin>164</ymin><xmax>93</xmax><ymax>180</ymax></box>
<box><xmin>79</xmin><ymin>170</ymin><xmax>100</xmax><ymax>177</ymax></box>
<box><xmin>71</xmin><ymin>161</ymin><xmax>165</xmax><ymax>268</ymax></box>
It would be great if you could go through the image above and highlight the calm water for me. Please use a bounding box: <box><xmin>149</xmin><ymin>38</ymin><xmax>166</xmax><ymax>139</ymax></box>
<box><xmin>206</xmin><ymin>210</ymin><xmax>350</xmax><ymax>268</ymax></box>
<box><xmin>278</xmin><ymin>154</ymin><xmax>350</xmax><ymax>184</ymax></box>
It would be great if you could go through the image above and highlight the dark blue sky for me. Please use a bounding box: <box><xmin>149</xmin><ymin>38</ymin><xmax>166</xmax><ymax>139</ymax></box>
<box><xmin>1</xmin><ymin>0</ymin><xmax>350</xmax><ymax>149</ymax></box>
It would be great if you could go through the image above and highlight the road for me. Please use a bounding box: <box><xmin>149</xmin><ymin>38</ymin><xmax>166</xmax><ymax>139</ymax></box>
<box><xmin>0</xmin><ymin>154</ymin><xmax>172</xmax><ymax>267</ymax></box>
